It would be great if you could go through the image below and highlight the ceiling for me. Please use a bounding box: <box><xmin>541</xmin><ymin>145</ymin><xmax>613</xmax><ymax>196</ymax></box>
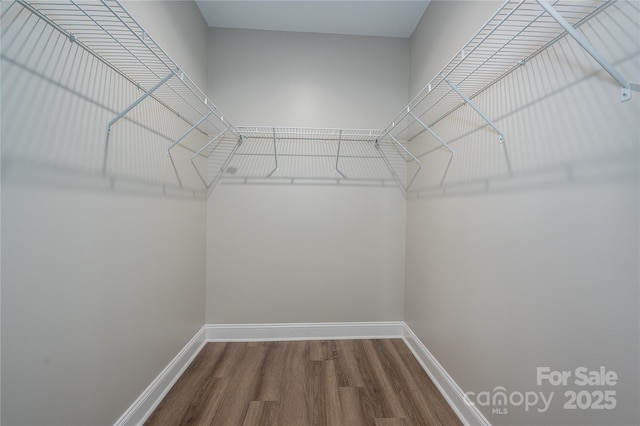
<box><xmin>195</xmin><ymin>1</ymin><xmax>431</xmax><ymax>38</ymax></box>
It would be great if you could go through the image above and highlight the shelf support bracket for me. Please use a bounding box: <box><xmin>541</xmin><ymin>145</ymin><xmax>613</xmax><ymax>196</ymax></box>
<box><xmin>376</xmin><ymin>130</ymin><xmax>423</xmax><ymax>192</ymax></box>
<box><xmin>190</xmin><ymin>127</ymin><xmax>230</xmax><ymax>161</ymax></box>
<box><xmin>167</xmin><ymin>110</ymin><xmax>214</xmax><ymax>155</ymax></box>
<box><xmin>189</xmin><ymin>129</ymin><xmax>233</xmax><ymax>188</ymax></box>
<box><xmin>375</xmin><ymin>138</ymin><xmax>402</xmax><ymax>191</ymax></box>
<box><xmin>389</xmin><ymin>134</ymin><xmax>423</xmax><ymax>190</ymax></box>
<box><xmin>536</xmin><ymin>0</ymin><xmax>631</xmax><ymax>102</ymax></box>
<box><xmin>206</xmin><ymin>136</ymin><xmax>243</xmax><ymax>194</ymax></box>
<box><xmin>107</xmin><ymin>69</ymin><xmax>176</xmax><ymax>134</ymax></box>
<box><xmin>408</xmin><ymin>109</ymin><xmax>456</xmax><ymax>159</ymax></box>
<box><xmin>166</xmin><ymin>110</ymin><xmax>215</xmax><ymax>189</ymax></box>
<box><xmin>103</xmin><ymin>69</ymin><xmax>176</xmax><ymax>174</ymax></box>
<box><xmin>335</xmin><ymin>129</ymin><xmax>347</xmax><ymax>179</ymax></box>
<box><xmin>408</xmin><ymin>109</ymin><xmax>456</xmax><ymax>186</ymax></box>
<box><xmin>267</xmin><ymin>128</ymin><xmax>278</xmax><ymax>177</ymax></box>
<box><xmin>442</xmin><ymin>74</ymin><xmax>505</xmax><ymax>144</ymax></box>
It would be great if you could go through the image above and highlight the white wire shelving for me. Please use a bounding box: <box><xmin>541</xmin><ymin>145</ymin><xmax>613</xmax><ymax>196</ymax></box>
<box><xmin>381</xmin><ymin>0</ymin><xmax>635</xmax><ymax>191</ymax></box>
<box><xmin>2</xmin><ymin>0</ymin><xmax>239</xmax><ymax>191</ymax></box>
<box><xmin>209</xmin><ymin>127</ymin><xmax>410</xmax><ymax>189</ymax></box>
<box><xmin>2</xmin><ymin>0</ymin><xmax>635</xmax><ymax>194</ymax></box>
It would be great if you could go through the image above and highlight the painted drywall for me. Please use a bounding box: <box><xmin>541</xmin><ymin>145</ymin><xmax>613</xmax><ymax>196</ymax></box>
<box><xmin>207</xmin><ymin>28</ymin><xmax>409</xmax><ymax>129</ymax></box>
<box><xmin>206</xmin><ymin>29</ymin><xmax>409</xmax><ymax>323</ymax></box>
<box><xmin>1</xmin><ymin>2</ymin><xmax>208</xmax><ymax>425</ymax></box>
<box><xmin>207</xmin><ymin>184</ymin><xmax>406</xmax><ymax>323</ymax></box>
<box><xmin>123</xmin><ymin>0</ymin><xmax>208</xmax><ymax>90</ymax></box>
<box><xmin>405</xmin><ymin>1</ymin><xmax>639</xmax><ymax>425</ymax></box>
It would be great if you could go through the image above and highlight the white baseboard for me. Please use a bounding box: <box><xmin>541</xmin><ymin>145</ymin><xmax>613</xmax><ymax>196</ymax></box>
<box><xmin>401</xmin><ymin>324</ymin><xmax>491</xmax><ymax>426</ymax></box>
<box><xmin>205</xmin><ymin>321</ymin><xmax>405</xmax><ymax>341</ymax></box>
<box><xmin>114</xmin><ymin>321</ymin><xmax>488</xmax><ymax>426</ymax></box>
<box><xmin>113</xmin><ymin>326</ymin><xmax>207</xmax><ymax>426</ymax></box>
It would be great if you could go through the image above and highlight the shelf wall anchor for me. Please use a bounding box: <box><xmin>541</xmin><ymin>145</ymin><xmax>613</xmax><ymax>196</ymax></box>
<box><xmin>536</xmin><ymin>0</ymin><xmax>631</xmax><ymax>102</ymax></box>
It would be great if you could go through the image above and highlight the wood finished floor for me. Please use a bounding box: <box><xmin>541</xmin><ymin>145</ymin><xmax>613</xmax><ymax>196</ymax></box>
<box><xmin>145</xmin><ymin>339</ymin><xmax>461</xmax><ymax>426</ymax></box>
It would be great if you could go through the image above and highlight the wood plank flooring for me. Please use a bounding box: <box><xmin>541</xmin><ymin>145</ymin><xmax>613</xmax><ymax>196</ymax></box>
<box><xmin>145</xmin><ymin>339</ymin><xmax>461</xmax><ymax>426</ymax></box>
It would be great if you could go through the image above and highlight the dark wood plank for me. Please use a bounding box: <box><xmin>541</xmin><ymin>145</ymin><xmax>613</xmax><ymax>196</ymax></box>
<box><xmin>371</xmin><ymin>339</ymin><xmax>440</xmax><ymax>425</ymax></box>
<box><xmin>146</xmin><ymin>339</ymin><xmax>462</xmax><ymax>426</ymax></box>
<box><xmin>241</xmin><ymin>400</ymin><xmax>278</xmax><ymax>426</ymax></box>
<box><xmin>304</xmin><ymin>359</ymin><xmax>326</xmax><ymax>425</ymax></box>
<box><xmin>349</xmin><ymin>340</ymin><xmax>388</xmax><ymax>419</ymax></box>
<box><xmin>309</xmin><ymin>340</ymin><xmax>324</xmax><ymax>361</ymax></box>
<box><xmin>374</xmin><ymin>418</ymin><xmax>408</xmax><ymax>426</ymax></box>
<box><xmin>253</xmin><ymin>341</ymin><xmax>288</xmax><ymax>402</ymax></box>
<box><xmin>276</xmin><ymin>341</ymin><xmax>308</xmax><ymax>425</ymax></box>
<box><xmin>209</xmin><ymin>344</ymin><xmax>267</xmax><ymax>425</ymax></box>
<box><xmin>390</xmin><ymin>339</ymin><xmax>462</xmax><ymax>426</ymax></box>
<box><xmin>338</xmin><ymin>387</ymin><xmax>368</xmax><ymax>426</ymax></box>
<box><xmin>324</xmin><ymin>360</ymin><xmax>342</xmax><ymax>426</ymax></box>
<box><xmin>336</xmin><ymin>339</ymin><xmax>365</xmax><ymax>387</ymax></box>
<box><xmin>145</xmin><ymin>342</ymin><xmax>228</xmax><ymax>425</ymax></box>
<box><xmin>360</xmin><ymin>339</ymin><xmax>406</xmax><ymax>419</ymax></box>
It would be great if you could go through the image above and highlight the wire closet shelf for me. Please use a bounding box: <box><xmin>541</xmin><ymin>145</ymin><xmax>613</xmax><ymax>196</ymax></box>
<box><xmin>381</xmin><ymin>0</ymin><xmax>634</xmax><ymax>191</ymax></box>
<box><xmin>213</xmin><ymin>127</ymin><xmax>410</xmax><ymax>189</ymax></box>
<box><xmin>3</xmin><ymin>0</ymin><xmax>634</xmax><ymax>194</ymax></box>
<box><xmin>3</xmin><ymin>0</ymin><xmax>240</xmax><ymax>187</ymax></box>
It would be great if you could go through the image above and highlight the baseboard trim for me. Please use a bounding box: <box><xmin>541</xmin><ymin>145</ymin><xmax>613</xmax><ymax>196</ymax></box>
<box><xmin>205</xmin><ymin>321</ymin><xmax>405</xmax><ymax>341</ymax></box>
<box><xmin>401</xmin><ymin>324</ymin><xmax>491</xmax><ymax>426</ymax></box>
<box><xmin>113</xmin><ymin>326</ymin><xmax>207</xmax><ymax>426</ymax></box>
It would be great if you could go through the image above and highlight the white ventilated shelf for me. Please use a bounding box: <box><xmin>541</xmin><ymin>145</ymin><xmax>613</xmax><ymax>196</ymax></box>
<box><xmin>9</xmin><ymin>0</ymin><xmax>232</xmax><ymax>133</ymax></box>
<box><xmin>2</xmin><ymin>0</ymin><xmax>635</xmax><ymax>194</ymax></box>
<box><xmin>381</xmin><ymin>0</ymin><xmax>635</xmax><ymax>191</ymax></box>
<box><xmin>2</xmin><ymin>0</ymin><xmax>238</xmax><ymax>192</ymax></box>
<box><xmin>211</xmin><ymin>127</ymin><xmax>408</xmax><ymax>188</ymax></box>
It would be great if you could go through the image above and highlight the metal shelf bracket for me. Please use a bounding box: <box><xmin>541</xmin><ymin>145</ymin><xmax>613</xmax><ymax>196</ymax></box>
<box><xmin>376</xmin><ymin>127</ymin><xmax>424</xmax><ymax>192</ymax></box>
<box><xmin>536</xmin><ymin>0</ymin><xmax>631</xmax><ymax>102</ymax></box>
<box><xmin>408</xmin><ymin>108</ymin><xmax>456</xmax><ymax>159</ymax></box>
<box><xmin>103</xmin><ymin>69</ymin><xmax>177</xmax><ymax>173</ymax></box>
<box><xmin>407</xmin><ymin>108</ymin><xmax>455</xmax><ymax>186</ymax></box>
<box><xmin>442</xmin><ymin>74</ymin><xmax>506</xmax><ymax>144</ymax></box>
<box><xmin>166</xmin><ymin>110</ymin><xmax>214</xmax><ymax>155</ymax></box>
<box><xmin>207</xmin><ymin>135</ymin><xmax>243</xmax><ymax>192</ymax></box>
<box><xmin>335</xmin><ymin>129</ymin><xmax>347</xmax><ymax>179</ymax></box>
<box><xmin>107</xmin><ymin>69</ymin><xmax>177</xmax><ymax>135</ymax></box>
<box><xmin>267</xmin><ymin>128</ymin><xmax>278</xmax><ymax>177</ymax></box>
<box><xmin>189</xmin><ymin>128</ymin><xmax>239</xmax><ymax>191</ymax></box>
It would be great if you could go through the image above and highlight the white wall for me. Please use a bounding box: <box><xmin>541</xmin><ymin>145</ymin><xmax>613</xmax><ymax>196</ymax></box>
<box><xmin>1</xmin><ymin>2</ymin><xmax>209</xmax><ymax>425</ymax></box>
<box><xmin>405</xmin><ymin>2</ymin><xmax>639</xmax><ymax>425</ymax></box>
<box><xmin>206</xmin><ymin>29</ymin><xmax>409</xmax><ymax>323</ymax></box>
<box><xmin>207</xmin><ymin>28</ymin><xmax>409</xmax><ymax>129</ymax></box>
